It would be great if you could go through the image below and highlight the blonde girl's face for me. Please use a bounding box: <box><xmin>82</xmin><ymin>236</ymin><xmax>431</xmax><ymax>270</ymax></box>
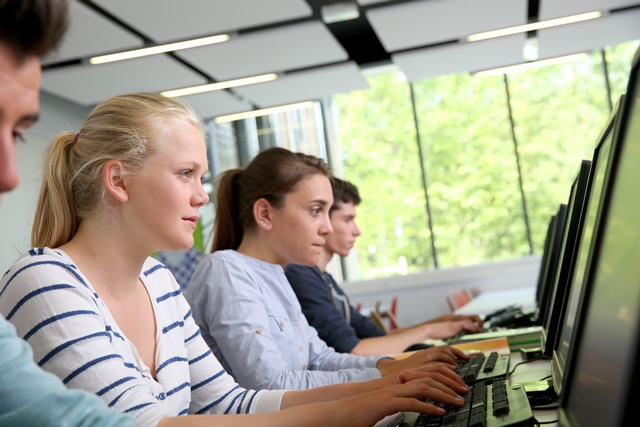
<box><xmin>267</xmin><ymin>173</ymin><xmax>334</xmax><ymax>267</ymax></box>
<box><xmin>122</xmin><ymin>123</ymin><xmax>209</xmax><ymax>253</ymax></box>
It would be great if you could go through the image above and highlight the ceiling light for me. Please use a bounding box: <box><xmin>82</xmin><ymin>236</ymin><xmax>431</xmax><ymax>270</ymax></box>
<box><xmin>321</xmin><ymin>1</ymin><xmax>360</xmax><ymax>24</ymax></box>
<box><xmin>474</xmin><ymin>53</ymin><xmax>587</xmax><ymax>78</ymax></box>
<box><xmin>90</xmin><ymin>34</ymin><xmax>230</xmax><ymax>64</ymax></box>
<box><xmin>214</xmin><ymin>101</ymin><xmax>316</xmax><ymax>123</ymax></box>
<box><xmin>466</xmin><ymin>11</ymin><xmax>603</xmax><ymax>42</ymax></box>
<box><xmin>161</xmin><ymin>74</ymin><xmax>278</xmax><ymax>98</ymax></box>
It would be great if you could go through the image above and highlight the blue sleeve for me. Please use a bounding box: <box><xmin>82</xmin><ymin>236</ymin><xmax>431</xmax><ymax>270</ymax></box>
<box><xmin>286</xmin><ymin>264</ymin><xmax>361</xmax><ymax>353</ymax></box>
<box><xmin>0</xmin><ymin>316</ymin><xmax>133</xmax><ymax>427</ymax></box>
<box><xmin>344</xmin><ymin>293</ymin><xmax>386</xmax><ymax>340</ymax></box>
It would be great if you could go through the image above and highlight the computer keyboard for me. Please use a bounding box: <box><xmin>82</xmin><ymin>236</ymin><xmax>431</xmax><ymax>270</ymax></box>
<box><xmin>457</xmin><ymin>351</ymin><xmax>509</xmax><ymax>384</ymax></box>
<box><xmin>401</xmin><ymin>378</ymin><xmax>534</xmax><ymax>427</ymax></box>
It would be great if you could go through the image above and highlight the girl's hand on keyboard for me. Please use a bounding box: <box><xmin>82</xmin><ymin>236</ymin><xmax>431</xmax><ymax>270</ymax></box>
<box><xmin>377</xmin><ymin>345</ymin><xmax>467</xmax><ymax>376</ymax></box>
<box><xmin>330</xmin><ymin>374</ymin><xmax>466</xmax><ymax>426</ymax></box>
<box><xmin>396</xmin><ymin>363</ymin><xmax>469</xmax><ymax>396</ymax></box>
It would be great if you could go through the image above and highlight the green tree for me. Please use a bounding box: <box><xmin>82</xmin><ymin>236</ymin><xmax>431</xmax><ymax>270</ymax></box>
<box><xmin>414</xmin><ymin>73</ymin><xmax>529</xmax><ymax>267</ymax></box>
<box><xmin>335</xmin><ymin>73</ymin><xmax>433</xmax><ymax>278</ymax></box>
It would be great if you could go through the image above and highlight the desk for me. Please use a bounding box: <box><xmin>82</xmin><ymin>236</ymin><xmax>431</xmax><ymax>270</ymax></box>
<box><xmin>454</xmin><ymin>287</ymin><xmax>537</xmax><ymax>316</ymax></box>
<box><xmin>508</xmin><ymin>352</ymin><xmax>558</xmax><ymax>426</ymax></box>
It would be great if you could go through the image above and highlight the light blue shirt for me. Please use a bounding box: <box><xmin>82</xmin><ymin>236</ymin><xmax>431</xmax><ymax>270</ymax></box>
<box><xmin>185</xmin><ymin>250</ymin><xmax>386</xmax><ymax>390</ymax></box>
<box><xmin>0</xmin><ymin>314</ymin><xmax>133</xmax><ymax>427</ymax></box>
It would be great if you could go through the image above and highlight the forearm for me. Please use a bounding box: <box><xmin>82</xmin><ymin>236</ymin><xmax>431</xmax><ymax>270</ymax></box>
<box><xmin>279</xmin><ymin>381</ymin><xmax>368</xmax><ymax>408</ymax></box>
<box><xmin>352</xmin><ymin>325</ymin><xmax>431</xmax><ymax>356</ymax></box>
<box><xmin>156</xmin><ymin>411</ymin><xmax>318</xmax><ymax>427</ymax></box>
<box><xmin>156</xmin><ymin>402</ymin><xmax>353</xmax><ymax>427</ymax></box>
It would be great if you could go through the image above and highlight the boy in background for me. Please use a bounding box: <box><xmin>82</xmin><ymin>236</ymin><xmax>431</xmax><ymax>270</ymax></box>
<box><xmin>286</xmin><ymin>177</ymin><xmax>483</xmax><ymax>356</ymax></box>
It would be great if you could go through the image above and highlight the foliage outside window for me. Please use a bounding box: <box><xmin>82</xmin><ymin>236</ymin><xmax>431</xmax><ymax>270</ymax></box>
<box><xmin>333</xmin><ymin>41</ymin><xmax>639</xmax><ymax>279</ymax></box>
<box><xmin>333</xmin><ymin>72</ymin><xmax>431</xmax><ymax>278</ymax></box>
<box><xmin>413</xmin><ymin>73</ymin><xmax>530</xmax><ymax>267</ymax></box>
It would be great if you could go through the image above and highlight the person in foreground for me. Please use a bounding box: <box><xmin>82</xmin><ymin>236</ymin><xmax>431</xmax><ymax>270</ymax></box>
<box><xmin>0</xmin><ymin>0</ymin><xmax>133</xmax><ymax>425</ymax></box>
<box><xmin>0</xmin><ymin>93</ymin><xmax>469</xmax><ymax>427</ymax></box>
<box><xmin>185</xmin><ymin>147</ymin><xmax>468</xmax><ymax>392</ymax></box>
<box><xmin>286</xmin><ymin>178</ymin><xmax>484</xmax><ymax>356</ymax></box>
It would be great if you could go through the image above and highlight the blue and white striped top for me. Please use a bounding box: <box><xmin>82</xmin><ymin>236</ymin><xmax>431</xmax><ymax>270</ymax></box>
<box><xmin>0</xmin><ymin>248</ymin><xmax>284</xmax><ymax>427</ymax></box>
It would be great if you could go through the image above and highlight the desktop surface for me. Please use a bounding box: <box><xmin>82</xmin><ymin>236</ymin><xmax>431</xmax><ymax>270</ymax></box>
<box><xmin>454</xmin><ymin>287</ymin><xmax>536</xmax><ymax>316</ymax></box>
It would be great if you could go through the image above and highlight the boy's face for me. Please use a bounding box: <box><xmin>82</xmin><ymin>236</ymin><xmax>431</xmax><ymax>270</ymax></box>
<box><xmin>0</xmin><ymin>42</ymin><xmax>41</xmax><ymax>203</ymax></box>
<box><xmin>325</xmin><ymin>201</ymin><xmax>361</xmax><ymax>257</ymax></box>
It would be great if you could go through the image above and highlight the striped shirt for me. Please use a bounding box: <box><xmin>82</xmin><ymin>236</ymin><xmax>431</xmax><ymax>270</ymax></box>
<box><xmin>0</xmin><ymin>248</ymin><xmax>284</xmax><ymax>427</ymax></box>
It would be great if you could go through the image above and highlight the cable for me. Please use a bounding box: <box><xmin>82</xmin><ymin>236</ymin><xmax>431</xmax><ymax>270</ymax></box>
<box><xmin>509</xmin><ymin>356</ymin><xmax>545</xmax><ymax>375</ymax></box>
<box><xmin>531</xmin><ymin>405</ymin><xmax>559</xmax><ymax>410</ymax></box>
<box><xmin>538</xmin><ymin>374</ymin><xmax>552</xmax><ymax>381</ymax></box>
<box><xmin>534</xmin><ymin>418</ymin><xmax>559</xmax><ymax>426</ymax></box>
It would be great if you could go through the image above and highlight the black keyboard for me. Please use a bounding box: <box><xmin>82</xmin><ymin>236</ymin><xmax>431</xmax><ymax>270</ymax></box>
<box><xmin>401</xmin><ymin>378</ymin><xmax>534</xmax><ymax>427</ymax></box>
<box><xmin>457</xmin><ymin>351</ymin><xmax>509</xmax><ymax>384</ymax></box>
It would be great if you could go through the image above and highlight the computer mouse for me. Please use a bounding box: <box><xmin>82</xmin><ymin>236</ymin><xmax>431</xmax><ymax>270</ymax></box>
<box><xmin>403</xmin><ymin>342</ymin><xmax>435</xmax><ymax>352</ymax></box>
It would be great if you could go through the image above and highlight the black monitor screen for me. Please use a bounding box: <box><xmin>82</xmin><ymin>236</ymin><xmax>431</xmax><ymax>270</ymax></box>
<box><xmin>535</xmin><ymin>212</ymin><xmax>560</xmax><ymax>318</ymax></box>
<box><xmin>541</xmin><ymin>160</ymin><xmax>591</xmax><ymax>358</ymax></box>
<box><xmin>550</xmin><ymin>95</ymin><xmax>624</xmax><ymax>396</ymax></box>
<box><xmin>559</xmin><ymin>53</ymin><xmax>640</xmax><ymax>426</ymax></box>
<box><xmin>537</xmin><ymin>204</ymin><xmax>567</xmax><ymax>326</ymax></box>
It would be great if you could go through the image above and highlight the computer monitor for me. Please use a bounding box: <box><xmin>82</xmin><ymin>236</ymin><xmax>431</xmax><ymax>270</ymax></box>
<box><xmin>540</xmin><ymin>160</ymin><xmax>591</xmax><ymax>358</ymax></box>
<box><xmin>559</xmin><ymin>50</ymin><xmax>640</xmax><ymax>426</ymax></box>
<box><xmin>550</xmin><ymin>93</ymin><xmax>626</xmax><ymax>396</ymax></box>
<box><xmin>535</xmin><ymin>204</ymin><xmax>567</xmax><ymax>325</ymax></box>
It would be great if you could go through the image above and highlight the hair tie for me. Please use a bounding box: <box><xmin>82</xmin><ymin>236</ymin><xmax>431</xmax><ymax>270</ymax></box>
<box><xmin>73</xmin><ymin>133</ymin><xmax>80</xmax><ymax>143</ymax></box>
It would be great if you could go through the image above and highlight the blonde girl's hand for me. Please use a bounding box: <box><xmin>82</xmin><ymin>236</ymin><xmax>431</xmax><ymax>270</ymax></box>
<box><xmin>377</xmin><ymin>345</ymin><xmax>467</xmax><ymax>376</ymax></box>
<box><xmin>329</xmin><ymin>372</ymin><xmax>467</xmax><ymax>427</ymax></box>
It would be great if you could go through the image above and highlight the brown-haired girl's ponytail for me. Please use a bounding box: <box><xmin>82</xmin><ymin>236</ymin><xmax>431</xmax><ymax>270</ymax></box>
<box><xmin>212</xmin><ymin>169</ymin><xmax>244</xmax><ymax>252</ymax></box>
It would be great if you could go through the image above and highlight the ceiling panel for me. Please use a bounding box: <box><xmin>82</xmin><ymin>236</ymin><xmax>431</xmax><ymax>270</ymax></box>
<box><xmin>93</xmin><ymin>0</ymin><xmax>312</xmax><ymax>43</ymax></box>
<box><xmin>177</xmin><ymin>21</ymin><xmax>348</xmax><ymax>80</ymax></box>
<box><xmin>393</xmin><ymin>34</ymin><xmax>526</xmax><ymax>81</ymax></box>
<box><xmin>366</xmin><ymin>0</ymin><xmax>527</xmax><ymax>52</ymax></box>
<box><xmin>176</xmin><ymin>91</ymin><xmax>253</xmax><ymax>120</ymax></box>
<box><xmin>233</xmin><ymin>62</ymin><xmax>369</xmax><ymax>108</ymax></box>
<box><xmin>41</xmin><ymin>56</ymin><xmax>208</xmax><ymax>106</ymax></box>
<box><xmin>44</xmin><ymin>0</ymin><xmax>143</xmax><ymax>64</ymax></box>
<box><xmin>357</xmin><ymin>0</ymin><xmax>394</xmax><ymax>5</ymax></box>
<box><xmin>538</xmin><ymin>9</ymin><xmax>640</xmax><ymax>59</ymax></box>
<box><xmin>539</xmin><ymin>0</ymin><xmax>640</xmax><ymax>20</ymax></box>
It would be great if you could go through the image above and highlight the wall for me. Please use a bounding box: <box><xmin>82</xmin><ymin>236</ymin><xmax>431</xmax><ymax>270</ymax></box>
<box><xmin>343</xmin><ymin>255</ymin><xmax>541</xmax><ymax>327</ymax></box>
<box><xmin>0</xmin><ymin>92</ymin><xmax>91</xmax><ymax>272</ymax></box>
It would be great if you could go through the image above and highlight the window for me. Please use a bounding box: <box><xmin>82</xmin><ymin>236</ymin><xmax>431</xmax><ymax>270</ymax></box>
<box><xmin>508</xmin><ymin>52</ymin><xmax>610</xmax><ymax>251</ymax></box>
<box><xmin>330</xmin><ymin>41</ymin><xmax>639</xmax><ymax>279</ymax></box>
<box><xmin>205</xmin><ymin>40</ymin><xmax>640</xmax><ymax>281</ymax></box>
<box><xmin>413</xmin><ymin>73</ymin><xmax>530</xmax><ymax>267</ymax></box>
<box><xmin>334</xmin><ymin>72</ymin><xmax>431</xmax><ymax>278</ymax></box>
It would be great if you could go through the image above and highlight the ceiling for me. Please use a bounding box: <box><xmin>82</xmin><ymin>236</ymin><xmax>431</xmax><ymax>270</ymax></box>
<box><xmin>41</xmin><ymin>0</ymin><xmax>640</xmax><ymax>120</ymax></box>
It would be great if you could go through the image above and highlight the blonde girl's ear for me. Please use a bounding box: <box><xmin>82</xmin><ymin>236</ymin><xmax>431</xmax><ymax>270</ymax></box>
<box><xmin>103</xmin><ymin>159</ymin><xmax>129</xmax><ymax>203</ymax></box>
<box><xmin>253</xmin><ymin>198</ymin><xmax>273</xmax><ymax>230</ymax></box>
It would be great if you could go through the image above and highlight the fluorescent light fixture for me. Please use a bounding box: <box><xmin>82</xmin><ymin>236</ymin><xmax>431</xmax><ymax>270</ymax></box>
<box><xmin>161</xmin><ymin>73</ymin><xmax>278</xmax><ymax>98</ymax></box>
<box><xmin>523</xmin><ymin>37</ymin><xmax>539</xmax><ymax>62</ymax></box>
<box><xmin>474</xmin><ymin>53</ymin><xmax>587</xmax><ymax>78</ymax></box>
<box><xmin>321</xmin><ymin>1</ymin><xmax>360</xmax><ymax>24</ymax></box>
<box><xmin>466</xmin><ymin>11</ymin><xmax>603</xmax><ymax>42</ymax></box>
<box><xmin>214</xmin><ymin>101</ymin><xmax>316</xmax><ymax>123</ymax></box>
<box><xmin>90</xmin><ymin>34</ymin><xmax>230</xmax><ymax>64</ymax></box>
